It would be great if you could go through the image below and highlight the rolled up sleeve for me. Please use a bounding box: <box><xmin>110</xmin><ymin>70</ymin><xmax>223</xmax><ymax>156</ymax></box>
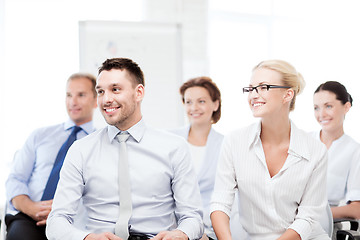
<box><xmin>289</xmin><ymin>146</ymin><xmax>328</xmax><ymax>240</ymax></box>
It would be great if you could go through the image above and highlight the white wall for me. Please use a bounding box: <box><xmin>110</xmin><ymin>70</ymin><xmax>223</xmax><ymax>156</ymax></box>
<box><xmin>143</xmin><ymin>0</ymin><xmax>209</xmax><ymax>80</ymax></box>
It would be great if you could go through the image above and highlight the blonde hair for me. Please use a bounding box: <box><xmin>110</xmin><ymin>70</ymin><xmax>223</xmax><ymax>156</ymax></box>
<box><xmin>253</xmin><ymin>60</ymin><xmax>305</xmax><ymax>111</ymax></box>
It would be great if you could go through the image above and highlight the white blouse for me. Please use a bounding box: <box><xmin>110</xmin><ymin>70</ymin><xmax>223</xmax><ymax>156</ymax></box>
<box><xmin>313</xmin><ymin>132</ymin><xmax>360</xmax><ymax>206</ymax></box>
<box><xmin>211</xmin><ymin>121</ymin><xmax>329</xmax><ymax>240</ymax></box>
<box><xmin>189</xmin><ymin>143</ymin><xmax>206</xmax><ymax>174</ymax></box>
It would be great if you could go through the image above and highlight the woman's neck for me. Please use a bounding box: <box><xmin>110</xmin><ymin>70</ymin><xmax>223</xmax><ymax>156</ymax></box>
<box><xmin>320</xmin><ymin>127</ymin><xmax>344</xmax><ymax>149</ymax></box>
<box><xmin>260</xmin><ymin>115</ymin><xmax>291</xmax><ymax>145</ymax></box>
<box><xmin>188</xmin><ymin>123</ymin><xmax>212</xmax><ymax>146</ymax></box>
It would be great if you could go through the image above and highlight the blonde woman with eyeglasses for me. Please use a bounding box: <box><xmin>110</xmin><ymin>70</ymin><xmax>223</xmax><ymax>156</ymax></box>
<box><xmin>210</xmin><ymin>60</ymin><xmax>330</xmax><ymax>240</ymax></box>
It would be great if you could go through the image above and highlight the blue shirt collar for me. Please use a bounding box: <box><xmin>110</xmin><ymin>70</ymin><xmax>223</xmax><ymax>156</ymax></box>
<box><xmin>63</xmin><ymin>119</ymin><xmax>95</xmax><ymax>135</ymax></box>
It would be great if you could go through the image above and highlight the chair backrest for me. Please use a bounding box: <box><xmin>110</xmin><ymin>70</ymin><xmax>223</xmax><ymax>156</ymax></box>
<box><xmin>0</xmin><ymin>202</ymin><xmax>7</xmax><ymax>240</ymax></box>
<box><xmin>0</xmin><ymin>151</ymin><xmax>19</xmax><ymax>240</ymax></box>
<box><xmin>334</xmin><ymin>218</ymin><xmax>360</xmax><ymax>240</ymax></box>
<box><xmin>319</xmin><ymin>203</ymin><xmax>334</xmax><ymax>238</ymax></box>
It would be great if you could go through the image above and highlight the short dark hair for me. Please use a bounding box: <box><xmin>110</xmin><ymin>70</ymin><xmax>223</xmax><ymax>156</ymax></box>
<box><xmin>98</xmin><ymin>58</ymin><xmax>145</xmax><ymax>87</ymax></box>
<box><xmin>68</xmin><ymin>73</ymin><xmax>97</xmax><ymax>97</ymax></box>
<box><xmin>179</xmin><ymin>76</ymin><xmax>222</xmax><ymax>124</ymax></box>
<box><xmin>314</xmin><ymin>81</ymin><xmax>353</xmax><ymax>106</ymax></box>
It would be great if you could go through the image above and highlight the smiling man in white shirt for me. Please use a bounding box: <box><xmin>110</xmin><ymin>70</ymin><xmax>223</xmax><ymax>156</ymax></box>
<box><xmin>46</xmin><ymin>58</ymin><xmax>203</xmax><ymax>240</ymax></box>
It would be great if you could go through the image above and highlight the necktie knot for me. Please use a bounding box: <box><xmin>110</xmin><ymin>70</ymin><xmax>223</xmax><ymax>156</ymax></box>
<box><xmin>72</xmin><ymin>126</ymin><xmax>82</xmax><ymax>136</ymax></box>
<box><xmin>117</xmin><ymin>132</ymin><xmax>129</xmax><ymax>143</ymax></box>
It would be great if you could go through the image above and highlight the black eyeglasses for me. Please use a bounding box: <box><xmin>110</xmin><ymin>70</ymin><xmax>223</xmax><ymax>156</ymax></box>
<box><xmin>242</xmin><ymin>84</ymin><xmax>291</xmax><ymax>93</ymax></box>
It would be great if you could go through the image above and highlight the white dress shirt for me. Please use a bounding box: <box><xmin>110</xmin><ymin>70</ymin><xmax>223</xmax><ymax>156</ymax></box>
<box><xmin>46</xmin><ymin>119</ymin><xmax>203</xmax><ymax>240</ymax></box>
<box><xmin>312</xmin><ymin>131</ymin><xmax>360</xmax><ymax>206</ymax></box>
<box><xmin>211</xmin><ymin>120</ymin><xmax>329</xmax><ymax>240</ymax></box>
<box><xmin>6</xmin><ymin>119</ymin><xmax>94</xmax><ymax>212</ymax></box>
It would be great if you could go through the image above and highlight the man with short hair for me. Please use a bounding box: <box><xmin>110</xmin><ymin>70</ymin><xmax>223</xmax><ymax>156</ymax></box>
<box><xmin>46</xmin><ymin>58</ymin><xmax>203</xmax><ymax>240</ymax></box>
<box><xmin>5</xmin><ymin>73</ymin><xmax>98</xmax><ymax>240</ymax></box>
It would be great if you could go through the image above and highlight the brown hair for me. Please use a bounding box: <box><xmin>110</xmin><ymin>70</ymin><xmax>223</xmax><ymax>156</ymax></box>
<box><xmin>180</xmin><ymin>76</ymin><xmax>222</xmax><ymax>123</ymax></box>
<box><xmin>98</xmin><ymin>58</ymin><xmax>145</xmax><ymax>87</ymax></box>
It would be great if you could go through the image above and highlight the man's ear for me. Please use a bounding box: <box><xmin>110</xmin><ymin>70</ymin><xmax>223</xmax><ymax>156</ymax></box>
<box><xmin>344</xmin><ymin>101</ymin><xmax>351</xmax><ymax>114</ymax></box>
<box><xmin>135</xmin><ymin>84</ymin><xmax>145</xmax><ymax>102</ymax></box>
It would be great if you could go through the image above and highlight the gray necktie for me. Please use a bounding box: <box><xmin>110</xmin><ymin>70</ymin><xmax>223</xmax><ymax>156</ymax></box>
<box><xmin>115</xmin><ymin>132</ymin><xmax>132</xmax><ymax>239</ymax></box>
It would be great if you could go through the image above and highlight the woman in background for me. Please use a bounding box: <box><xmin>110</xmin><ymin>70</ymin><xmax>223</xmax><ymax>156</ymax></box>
<box><xmin>211</xmin><ymin>60</ymin><xmax>329</xmax><ymax>240</ymax></box>
<box><xmin>313</xmin><ymin>81</ymin><xmax>360</xmax><ymax>238</ymax></box>
<box><xmin>172</xmin><ymin>76</ymin><xmax>245</xmax><ymax>240</ymax></box>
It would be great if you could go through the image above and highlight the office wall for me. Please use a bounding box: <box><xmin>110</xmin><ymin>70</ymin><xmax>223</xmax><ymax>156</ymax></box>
<box><xmin>79</xmin><ymin>21</ymin><xmax>184</xmax><ymax>129</ymax></box>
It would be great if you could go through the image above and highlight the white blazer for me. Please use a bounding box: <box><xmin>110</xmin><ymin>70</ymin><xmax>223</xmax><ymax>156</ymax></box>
<box><xmin>172</xmin><ymin>125</ymin><xmax>224</xmax><ymax>209</ymax></box>
<box><xmin>171</xmin><ymin>126</ymin><xmax>247</xmax><ymax>239</ymax></box>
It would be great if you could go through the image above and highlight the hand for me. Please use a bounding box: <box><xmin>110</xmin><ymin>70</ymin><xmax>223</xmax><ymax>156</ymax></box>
<box><xmin>28</xmin><ymin>199</ymin><xmax>53</xmax><ymax>226</ymax></box>
<box><xmin>12</xmin><ymin>195</ymin><xmax>53</xmax><ymax>226</ymax></box>
<box><xmin>84</xmin><ymin>232</ymin><xmax>123</xmax><ymax>240</ymax></box>
<box><xmin>150</xmin><ymin>229</ymin><xmax>188</xmax><ymax>240</ymax></box>
<box><xmin>200</xmin><ymin>234</ymin><xmax>209</xmax><ymax>240</ymax></box>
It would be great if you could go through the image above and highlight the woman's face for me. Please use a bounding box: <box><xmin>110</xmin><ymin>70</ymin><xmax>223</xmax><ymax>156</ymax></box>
<box><xmin>183</xmin><ymin>86</ymin><xmax>219</xmax><ymax>126</ymax></box>
<box><xmin>313</xmin><ymin>90</ymin><xmax>350</xmax><ymax>133</ymax></box>
<box><xmin>247</xmin><ymin>68</ymin><xmax>291</xmax><ymax>118</ymax></box>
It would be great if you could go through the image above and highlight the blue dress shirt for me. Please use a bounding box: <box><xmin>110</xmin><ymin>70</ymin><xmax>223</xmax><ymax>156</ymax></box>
<box><xmin>46</xmin><ymin>119</ymin><xmax>204</xmax><ymax>240</ymax></box>
<box><xmin>6</xmin><ymin>119</ymin><xmax>95</xmax><ymax>211</ymax></box>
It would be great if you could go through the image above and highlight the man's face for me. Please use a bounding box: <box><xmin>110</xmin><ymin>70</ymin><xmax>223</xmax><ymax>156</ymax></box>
<box><xmin>96</xmin><ymin>69</ymin><xmax>144</xmax><ymax>130</ymax></box>
<box><xmin>66</xmin><ymin>77</ymin><xmax>97</xmax><ymax>125</ymax></box>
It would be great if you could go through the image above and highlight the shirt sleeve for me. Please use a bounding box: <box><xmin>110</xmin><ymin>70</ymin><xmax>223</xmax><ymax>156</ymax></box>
<box><xmin>46</xmin><ymin>142</ymin><xmax>91</xmax><ymax>240</ymax></box>
<box><xmin>288</xmin><ymin>145</ymin><xmax>328</xmax><ymax>240</ymax></box>
<box><xmin>346</xmin><ymin>148</ymin><xmax>360</xmax><ymax>202</ymax></box>
<box><xmin>171</xmin><ymin>140</ymin><xmax>204</xmax><ymax>240</ymax></box>
<box><xmin>6</xmin><ymin>130</ymin><xmax>38</xmax><ymax>209</ymax></box>
<box><xmin>210</xmin><ymin>135</ymin><xmax>237</xmax><ymax>218</ymax></box>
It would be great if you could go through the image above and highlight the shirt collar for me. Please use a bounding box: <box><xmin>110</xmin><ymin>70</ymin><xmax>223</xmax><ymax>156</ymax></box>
<box><xmin>248</xmin><ymin>120</ymin><xmax>262</xmax><ymax>149</ymax></box>
<box><xmin>248</xmin><ymin>120</ymin><xmax>310</xmax><ymax>161</ymax></box>
<box><xmin>288</xmin><ymin>121</ymin><xmax>310</xmax><ymax>161</ymax></box>
<box><xmin>63</xmin><ymin>119</ymin><xmax>95</xmax><ymax>135</ymax></box>
<box><xmin>107</xmin><ymin>118</ymin><xmax>146</xmax><ymax>143</ymax></box>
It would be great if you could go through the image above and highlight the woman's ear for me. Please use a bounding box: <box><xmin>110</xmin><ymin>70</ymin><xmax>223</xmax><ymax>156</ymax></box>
<box><xmin>283</xmin><ymin>88</ymin><xmax>294</xmax><ymax>105</ymax></box>
<box><xmin>213</xmin><ymin>100</ymin><xmax>220</xmax><ymax>112</ymax></box>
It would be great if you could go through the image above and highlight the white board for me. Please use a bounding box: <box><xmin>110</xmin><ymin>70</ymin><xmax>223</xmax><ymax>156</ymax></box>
<box><xmin>79</xmin><ymin>21</ymin><xmax>184</xmax><ymax>130</ymax></box>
